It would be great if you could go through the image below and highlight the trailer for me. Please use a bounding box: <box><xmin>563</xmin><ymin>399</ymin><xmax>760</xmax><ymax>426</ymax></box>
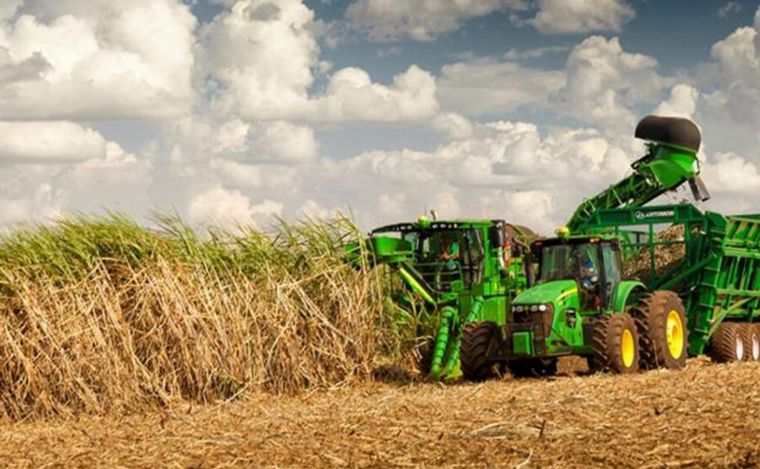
<box><xmin>578</xmin><ymin>204</ymin><xmax>760</xmax><ymax>361</ymax></box>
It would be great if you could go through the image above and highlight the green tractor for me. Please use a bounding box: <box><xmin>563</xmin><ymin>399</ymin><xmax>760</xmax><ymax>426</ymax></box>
<box><xmin>459</xmin><ymin>115</ymin><xmax>759</xmax><ymax>379</ymax></box>
<box><xmin>461</xmin><ymin>231</ymin><xmax>683</xmax><ymax>379</ymax></box>
<box><xmin>356</xmin><ymin>217</ymin><xmax>536</xmax><ymax>379</ymax></box>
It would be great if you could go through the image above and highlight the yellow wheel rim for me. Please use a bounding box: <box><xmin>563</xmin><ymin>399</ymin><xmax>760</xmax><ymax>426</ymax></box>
<box><xmin>666</xmin><ymin>310</ymin><xmax>684</xmax><ymax>359</ymax></box>
<box><xmin>621</xmin><ymin>329</ymin><xmax>635</xmax><ymax>368</ymax></box>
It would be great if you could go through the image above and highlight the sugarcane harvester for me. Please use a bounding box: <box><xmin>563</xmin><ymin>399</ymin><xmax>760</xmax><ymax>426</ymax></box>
<box><xmin>352</xmin><ymin>218</ymin><xmax>535</xmax><ymax>379</ymax></box>
<box><xmin>461</xmin><ymin>115</ymin><xmax>760</xmax><ymax>379</ymax></box>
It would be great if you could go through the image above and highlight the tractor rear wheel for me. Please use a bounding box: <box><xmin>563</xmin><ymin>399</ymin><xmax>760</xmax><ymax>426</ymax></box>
<box><xmin>709</xmin><ymin>322</ymin><xmax>745</xmax><ymax>363</ymax></box>
<box><xmin>633</xmin><ymin>291</ymin><xmax>688</xmax><ymax>370</ymax></box>
<box><xmin>460</xmin><ymin>321</ymin><xmax>501</xmax><ymax>381</ymax></box>
<box><xmin>509</xmin><ymin>358</ymin><xmax>558</xmax><ymax>378</ymax></box>
<box><xmin>591</xmin><ymin>314</ymin><xmax>640</xmax><ymax>374</ymax></box>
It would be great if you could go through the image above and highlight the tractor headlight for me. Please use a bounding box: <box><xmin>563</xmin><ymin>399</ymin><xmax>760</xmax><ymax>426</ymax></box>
<box><xmin>514</xmin><ymin>305</ymin><xmax>525</xmax><ymax>313</ymax></box>
<box><xmin>530</xmin><ymin>305</ymin><xmax>539</xmax><ymax>312</ymax></box>
<box><xmin>538</xmin><ymin>304</ymin><xmax>548</xmax><ymax>312</ymax></box>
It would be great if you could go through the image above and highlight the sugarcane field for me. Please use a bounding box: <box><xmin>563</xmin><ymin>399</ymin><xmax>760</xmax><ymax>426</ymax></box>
<box><xmin>4</xmin><ymin>1</ymin><xmax>760</xmax><ymax>468</ymax></box>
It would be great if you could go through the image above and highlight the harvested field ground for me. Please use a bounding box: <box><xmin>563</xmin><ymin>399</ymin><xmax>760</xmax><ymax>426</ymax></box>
<box><xmin>4</xmin><ymin>357</ymin><xmax>760</xmax><ymax>468</ymax></box>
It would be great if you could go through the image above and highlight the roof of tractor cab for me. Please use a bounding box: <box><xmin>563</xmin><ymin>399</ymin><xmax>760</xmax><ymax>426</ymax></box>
<box><xmin>371</xmin><ymin>219</ymin><xmax>505</xmax><ymax>234</ymax></box>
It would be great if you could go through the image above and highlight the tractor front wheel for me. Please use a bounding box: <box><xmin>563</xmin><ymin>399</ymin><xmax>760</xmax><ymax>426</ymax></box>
<box><xmin>591</xmin><ymin>314</ymin><xmax>640</xmax><ymax>374</ymax></box>
<box><xmin>460</xmin><ymin>321</ymin><xmax>501</xmax><ymax>381</ymax></box>
<box><xmin>709</xmin><ymin>322</ymin><xmax>745</xmax><ymax>363</ymax></box>
<box><xmin>633</xmin><ymin>291</ymin><xmax>688</xmax><ymax>370</ymax></box>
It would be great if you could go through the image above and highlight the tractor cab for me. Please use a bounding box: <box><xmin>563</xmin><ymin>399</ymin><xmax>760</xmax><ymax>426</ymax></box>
<box><xmin>532</xmin><ymin>236</ymin><xmax>623</xmax><ymax>310</ymax></box>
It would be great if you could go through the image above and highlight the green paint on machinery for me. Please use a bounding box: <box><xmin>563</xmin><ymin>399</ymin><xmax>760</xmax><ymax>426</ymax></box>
<box><xmin>355</xmin><ymin>218</ymin><xmax>535</xmax><ymax>379</ymax></box>
<box><xmin>460</xmin><ymin>115</ymin><xmax>760</xmax><ymax>379</ymax></box>
<box><xmin>566</xmin><ymin>115</ymin><xmax>710</xmax><ymax>233</ymax></box>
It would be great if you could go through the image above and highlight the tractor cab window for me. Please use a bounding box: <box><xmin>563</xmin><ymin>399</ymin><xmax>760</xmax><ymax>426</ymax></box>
<box><xmin>539</xmin><ymin>243</ymin><xmax>600</xmax><ymax>284</ymax></box>
<box><xmin>412</xmin><ymin>229</ymin><xmax>484</xmax><ymax>291</ymax></box>
<box><xmin>599</xmin><ymin>242</ymin><xmax>622</xmax><ymax>307</ymax></box>
<box><xmin>538</xmin><ymin>240</ymin><xmax>621</xmax><ymax>309</ymax></box>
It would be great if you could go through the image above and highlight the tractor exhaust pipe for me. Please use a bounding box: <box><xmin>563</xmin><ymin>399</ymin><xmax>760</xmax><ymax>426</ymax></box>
<box><xmin>689</xmin><ymin>176</ymin><xmax>711</xmax><ymax>202</ymax></box>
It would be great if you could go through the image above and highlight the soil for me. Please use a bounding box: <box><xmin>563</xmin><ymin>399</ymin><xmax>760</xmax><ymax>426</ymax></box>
<box><xmin>3</xmin><ymin>356</ymin><xmax>760</xmax><ymax>468</ymax></box>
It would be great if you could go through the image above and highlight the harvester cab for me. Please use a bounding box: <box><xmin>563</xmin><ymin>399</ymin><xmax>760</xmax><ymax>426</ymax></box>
<box><xmin>361</xmin><ymin>218</ymin><xmax>536</xmax><ymax>379</ymax></box>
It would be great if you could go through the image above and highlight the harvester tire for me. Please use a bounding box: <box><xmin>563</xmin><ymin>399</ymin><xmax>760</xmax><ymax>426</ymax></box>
<box><xmin>509</xmin><ymin>358</ymin><xmax>558</xmax><ymax>378</ymax></box>
<box><xmin>460</xmin><ymin>321</ymin><xmax>501</xmax><ymax>381</ymax></box>
<box><xmin>749</xmin><ymin>325</ymin><xmax>760</xmax><ymax>361</ymax></box>
<box><xmin>416</xmin><ymin>336</ymin><xmax>435</xmax><ymax>373</ymax></box>
<box><xmin>591</xmin><ymin>314</ymin><xmax>640</xmax><ymax>374</ymax></box>
<box><xmin>633</xmin><ymin>291</ymin><xmax>688</xmax><ymax>370</ymax></box>
<box><xmin>709</xmin><ymin>322</ymin><xmax>745</xmax><ymax>363</ymax></box>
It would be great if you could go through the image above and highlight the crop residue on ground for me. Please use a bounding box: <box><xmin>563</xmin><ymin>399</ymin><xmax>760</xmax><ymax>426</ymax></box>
<box><xmin>3</xmin><ymin>358</ymin><xmax>759</xmax><ymax>468</ymax></box>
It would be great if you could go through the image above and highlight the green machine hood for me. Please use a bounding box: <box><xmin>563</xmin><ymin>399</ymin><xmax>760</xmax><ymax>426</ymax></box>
<box><xmin>513</xmin><ymin>280</ymin><xmax>578</xmax><ymax>307</ymax></box>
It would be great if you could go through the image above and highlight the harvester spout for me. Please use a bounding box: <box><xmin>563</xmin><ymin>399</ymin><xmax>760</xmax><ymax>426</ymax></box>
<box><xmin>688</xmin><ymin>175</ymin><xmax>711</xmax><ymax>202</ymax></box>
<box><xmin>566</xmin><ymin>115</ymin><xmax>706</xmax><ymax>231</ymax></box>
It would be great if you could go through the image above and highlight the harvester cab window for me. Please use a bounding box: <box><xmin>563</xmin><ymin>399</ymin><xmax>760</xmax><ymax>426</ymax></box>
<box><xmin>462</xmin><ymin>229</ymin><xmax>484</xmax><ymax>285</ymax></box>
<box><xmin>411</xmin><ymin>229</ymin><xmax>486</xmax><ymax>290</ymax></box>
<box><xmin>402</xmin><ymin>231</ymin><xmax>419</xmax><ymax>249</ymax></box>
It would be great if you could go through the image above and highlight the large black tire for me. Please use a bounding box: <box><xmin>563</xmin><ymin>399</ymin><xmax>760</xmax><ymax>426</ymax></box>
<box><xmin>460</xmin><ymin>321</ymin><xmax>501</xmax><ymax>381</ymax></box>
<box><xmin>591</xmin><ymin>314</ymin><xmax>640</xmax><ymax>374</ymax></box>
<box><xmin>709</xmin><ymin>322</ymin><xmax>745</xmax><ymax>363</ymax></box>
<box><xmin>633</xmin><ymin>291</ymin><xmax>688</xmax><ymax>370</ymax></box>
<box><xmin>509</xmin><ymin>358</ymin><xmax>558</xmax><ymax>378</ymax></box>
<box><xmin>416</xmin><ymin>336</ymin><xmax>435</xmax><ymax>373</ymax></box>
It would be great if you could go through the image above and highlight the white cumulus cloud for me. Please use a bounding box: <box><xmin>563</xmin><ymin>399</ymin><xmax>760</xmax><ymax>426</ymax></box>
<box><xmin>345</xmin><ymin>0</ymin><xmax>507</xmax><ymax>41</ymax></box>
<box><xmin>203</xmin><ymin>0</ymin><xmax>438</xmax><ymax>123</ymax></box>
<box><xmin>556</xmin><ymin>36</ymin><xmax>665</xmax><ymax>132</ymax></box>
<box><xmin>188</xmin><ymin>186</ymin><xmax>283</xmax><ymax>228</ymax></box>
<box><xmin>654</xmin><ymin>84</ymin><xmax>700</xmax><ymax>118</ymax></box>
<box><xmin>0</xmin><ymin>121</ymin><xmax>114</xmax><ymax>163</ymax></box>
<box><xmin>531</xmin><ymin>0</ymin><xmax>635</xmax><ymax>34</ymax></box>
<box><xmin>0</xmin><ymin>0</ymin><xmax>197</xmax><ymax>120</ymax></box>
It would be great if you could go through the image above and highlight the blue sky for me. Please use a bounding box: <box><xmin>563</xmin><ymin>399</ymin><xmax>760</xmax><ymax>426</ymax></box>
<box><xmin>0</xmin><ymin>0</ymin><xmax>759</xmax><ymax>233</ymax></box>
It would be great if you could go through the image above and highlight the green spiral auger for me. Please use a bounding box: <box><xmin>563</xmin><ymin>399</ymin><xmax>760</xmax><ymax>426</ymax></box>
<box><xmin>429</xmin><ymin>297</ymin><xmax>485</xmax><ymax>379</ymax></box>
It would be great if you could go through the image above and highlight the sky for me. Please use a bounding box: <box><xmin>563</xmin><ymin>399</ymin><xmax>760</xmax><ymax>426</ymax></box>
<box><xmin>0</xmin><ymin>0</ymin><xmax>759</xmax><ymax>234</ymax></box>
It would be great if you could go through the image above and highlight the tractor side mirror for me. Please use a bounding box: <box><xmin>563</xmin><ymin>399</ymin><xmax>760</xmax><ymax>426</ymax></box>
<box><xmin>489</xmin><ymin>225</ymin><xmax>505</xmax><ymax>249</ymax></box>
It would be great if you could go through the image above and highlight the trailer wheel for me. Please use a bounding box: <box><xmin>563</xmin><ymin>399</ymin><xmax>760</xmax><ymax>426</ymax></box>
<box><xmin>591</xmin><ymin>314</ymin><xmax>640</xmax><ymax>374</ymax></box>
<box><xmin>743</xmin><ymin>324</ymin><xmax>760</xmax><ymax>361</ymax></box>
<box><xmin>460</xmin><ymin>321</ymin><xmax>501</xmax><ymax>381</ymax></box>
<box><xmin>709</xmin><ymin>322</ymin><xmax>745</xmax><ymax>363</ymax></box>
<box><xmin>509</xmin><ymin>358</ymin><xmax>558</xmax><ymax>378</ymax></box>
<box><xmin>633</xmin><ymin>291</ymin><xmax>688</xmax><ymax>370</ymax></box>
